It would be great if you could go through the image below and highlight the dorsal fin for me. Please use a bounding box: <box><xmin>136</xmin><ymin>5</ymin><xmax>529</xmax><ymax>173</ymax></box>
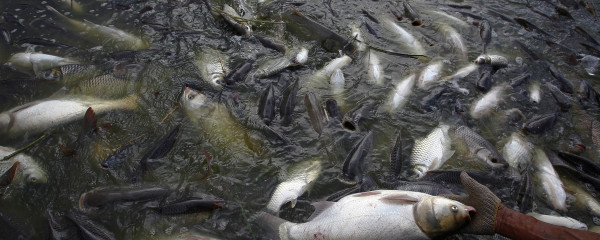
<box><xmin>307</xmin><ymin>201</ymin><xmax>335</xmax><ymax>221</ymax></box>
<box><xmin>0</xmin><ymin>161</ymin><xmax>20</xmax><ymax>186</ymax></box>
<box><xmin>379</xmin><ymin>193</ymin><xmax>420</xmax><ymax>204</ymax></box>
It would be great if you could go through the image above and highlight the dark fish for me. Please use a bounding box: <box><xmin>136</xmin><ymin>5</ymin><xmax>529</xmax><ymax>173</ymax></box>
<box><xmin>256</xmin><ymin>35</ymin><xmax>286</xmax><ymax>53</ymax></box>
<box><xmin>517</xmin><ymin>170</ymin><xmax>533</xmax><ymax>213</ymax></box>
<box><xmin>79</xmin><ymin>186</ymin><xmax>170</xmax><ymax>209</ymax></box>
<box><xmin>403</xmin><ymin>1</ymin><xmax>422</xmax><ymax>26</ymax></box>
<box><xmin>421</xmin><ymin>170</ymin><xmax>500</xmax><ymax>185</ymax></box>
<box><xmin>389</xmin><ymin>130</ymin><xmax>403</xmax><ymax>180</ymax></box>
<box><xmin>284</xmin><ymin>9</ymin><xmax>357</xmax><ymax>54</ymax></box>
<box><xmin>101</xmin><ymin>143</ymin><xmax>139</xmax><ymax>169</ymax></box>
<box><xmin>509</xmin><ymin>72</ymin><xmax>531</xmax><ymax>88</ymax></box>
<box><xmin>454</xmin><ymin>99</ymin><xmax>467</xmax><ymax>115</ymax></box>
<box><xmin>547</xmin><ymin>64</ymin><xmax>575</xmax><ymax>93</ymax></box>
<box><xmin>577</xmin><ymin>80</ymin><xmax>600</xmax><ymax>105</ymax></box>
<box><xmin>523</xmin><ymin>113</ymin><xmax>556</xmax><ymax>134</ymax></box>
<box><xmin>47</xmin><ymin>210</ymin><xmax>79</xmax><ymax>240</ymax></box>
<box><xmin>477</xmin><ymin>70</ymin><xmax>492</xmax><ymax>92</ymax></box>
<box><xmin>280</xmin><ymin>79</ymin><xmax>299</xmax><ymax>124</ymax></box>
<box><xmin>226</xmin><ymin>60</ymin><xmax>254</xmax><ymax>85</ymax></box>
<box><xmin>455</xmin><ymin>125</ymin><xmax>508</xmax><ymax>168</ymax></box>
<box><xmin>342</xmin><ymin>102</ymin><xmax>376</xmax><ymax>131</ymax></box>
<box><xmin>324</xmin><ymin>98</ymin><xmax>342</xmax><ymax>123</ymax></box>
<box><xmin>505</xmin><ymin>108</ymin><xmax>526</xmax><ymax>125</ymax></box>
<box><xmin>513</xmin><ymin>40</ymin><xmax>541</xmax><ymax>61</ymax></box>
<box><xmin>574</xmin><ymin>26</ymin><xmax>600</xmax><ymax>46</ymax></box>
<box><xmin>420</xmin><ymin>87</ymin><xmax>446</xmax><ymax>112</ymax></box>
<box><xmin>394</xmin><ymin>181</ymin><xmax>452</xmax><ymax>195</ymax></box>
<box><xmin>361</xmin><ymin>9</ymin><xmax>380</xmax><ymax>24</ymax></box>
<box><xmin>327</xmin><ymin>174</ymin><xmax>377</xmax><ymax>201</ymax></box>
<box><xmin>258</xmin><ymin>84</ymin><xmax>276</xmax><ymax>125</ymax></box>
<box><xmin>130</xmin><ymin>125</ymin><xmax>180</xmax><ymax>183</ymax></box>
<box><xmin>545</xmin><ymin>82</ymin><xmax>572</xmax><ymax>111</ymax></box>
<box><xmin>341</xmin><ymin>131</ymin><xmax>373</xmax><ymax>184</ymax></box>
<box><xmin>152</xmin><ymin>199</ymin><xmax>225</xmax><ymax>215</ymax></box>
<box><xmin>557</xmin><ymin>151</ymin><xmax>600</xmax><ymax>178</ymax></box>
<box><xmin>480</xmin><ymin>20</ymin><xmax>492</xmax><ymax>53</ymax></box>
<box><xmin>447</xmin><ymin>4</ymin><xmax>472</xmax><ymax>9</ymax></box>
<box><xmin>77</xmin><ymin>107</ymin><xmax>97</xmax><ymax>143</ymax></box>
<box><xmin>304</xmin><ymin>92</ymin><xmax>324</xmax><ymax>135</ymax></box>
<box><xmin>548</xmin><ymin>151</ymin><xmax>600</xmax><ymax>191</ymax></box>
<box><xmin>513</xmin><ymin>18</ymin><xmax>552</xmax><ymax>36</ymax></box>
<box><xmin>66</xmin><ymin>212</ymin><xmax>116</xmax><ymax>240</ymax></box>
<box><xmin>0</xmin><ymin>161</ymin><xmax>19</xmax><ymax>187</ymax></box>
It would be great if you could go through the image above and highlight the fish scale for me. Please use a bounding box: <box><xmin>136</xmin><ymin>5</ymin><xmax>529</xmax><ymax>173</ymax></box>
<box><xmin>455</xmin><ymin>126</ymin><xmax>507</xmax><ymax>168</ymax></box>
<box><xmin>410</xmin><ymin>125</ymin><xmax>454</xmax><ymax>179</ymax></box>
<box><xmin>502</xmin><ymin>132</ymin><xmax>534</xmax><ymax>176</ymax></box>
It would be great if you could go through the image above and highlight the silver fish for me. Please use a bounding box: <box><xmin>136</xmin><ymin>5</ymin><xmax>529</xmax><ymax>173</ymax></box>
<box><xmin>330</xmin><ymin>68</ymin><xmax>345</xmax><ymax>98</ymax></box>
<box><xmin>502</xmin><ymin>132</ymin><xmax>534</xmax><ymax>176</ymax></box>
<box><xmin>410</xmin><ymin>125</ymin><xmax>454</xmax><ymax>179</ymax></box>
<box><xmin>0</xmin><ymin>146</ymin><xmax>47</xmax><ymax>184</ymax></box>
<box><xmin>7</xmin><ymin>52</ymin><xmax>79</xmax><ymax>77</ymax></box>
<box><xmin>526</xmin><ymin>213</ymin><xmax>587</xmax><ymax>230</ymax></box>
<box><xmin>195</xmin><ymin>50</ymin><xmax>229</xmax><ymax>89</ymax></box>
<box><xmin>382</xmin><ymin>18</ymin><xmax>426</xmax><ymax>56</ymax></box>
<box><xmin>0</xmin><ymin>95</ymin><xmax>138</xmax><ymax>138</ymax></box>
<box><xmin>259</xmin><ymin>190</ymin><xmax>473</xmax><ymax>240</ymax></box>
<box><xmin>417</xmin><ymin>61</ymin><xmax>443</xmax><ymax>89</ymax></box>
<box><xmin>532</xmin><ymin>148</ymin><xmax>567</xmax><ymax>211</ymax></box>
<box><xmin>39</xmin><ymin>64</ymin><xmax>100</xmax><ymax>86</ymax></box>
<box><xmin>474</xmin><ymin>54</ymin><xmax>508</xmax><ymax>69</ymax></box>
<box><xmin>445</xmin><ymin>63</ymin><xmax>477</xmax><ymax>81</ymax></box>
<box><xmin>529</xmin><ymin>82</ymin><xmax>541</xmax><ymax>104</ymax></box>
<box><xmin>562</xmin><ymin>176</ymin><xmax>600</xmax><ymax>217</ymax></box>
<box><xmin>367</xmin><ymin>51</ymin><xmax>384</xmax><ymax>85</ymax></box>
<box><xmin>308</xmin><ymin>55</ymin><xmax>352</xmax><ymax>88</ymax></box>
<box><xmin>387</xmin><ymin>74</ymin><xmax>415</xmax><ymax>112</ymax></box>
<box><xmin>350</xmin><ymin>23</ymin><xmax>367</xmax><ymax>52</ymax></box>
<box><xmin>266</xmin><ymin>158</ymin><xmax>322</xmax><ymax>214</ymax></box>
<box><xmin>455</xmin><ymin>126</ymin><xmax>508</xmax><ymax>168</ymax></box>
<box><xmin>470</xmin><ymin>84</ymin><xmax>506</xmax><ymax>119</ymax></box>
<box><xmin>437</xmin><ymin>23</ymin><xmax>467</xmax><ymax>61</ymax></box>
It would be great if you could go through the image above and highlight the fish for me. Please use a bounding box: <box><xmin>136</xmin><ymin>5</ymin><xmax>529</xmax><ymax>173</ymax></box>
<box><xmin>130</xmin><ymin>125</ymin><xmax>180</xmax><ymax>183</ymax></box>
<box><xmin>39</xmin><ymin>64</ymin><xmax>101</xmax><ymax>86</ymax></box>
<box><xmin>341</xmin><ymin>131</ymin><xmax>373</xmax><ymax>184</ymax></box>
<box><xmin>66</xmin><ymin>212</ymin><xmax>116</xmax><ymax>240</ymax></box>
<box><xmin>284</xmin><ymin>10</ymin><xmax>357</xmax><ymax>54</ymax></box>
<box><xmin>382</xmin><ymin>18</ymin><xmax>426</xmax><ymax>56</ymax></box>
<box><xmin>480</xmin><ymin>20</ymin><xmax>492</xmax><ymax>53</ymax></box>
<box><xmin>258</xmin><ymin>84</ymin><xmax>276</xmax><ymax>125</ymax></box>
<box><xmin>70</xmin><ymin>74</ymin><xmax>139</xmax><ymax>99</ymax></box>
<box><xmin>79</xmin><ymin>186</ymin><xmax>170</xmax><ymax>210</ymax></box>
<box><xmin>526</xmin><ymin>213</ymin><xmax>587</xmax><ymax>230</ymax></box>
<box><xmin>350</xmin><ymin>23</ymin><xmax>367</xmax><ymax>52</ymax></box>
<box><xmin>341</xmin><ymin>101</ymin><xmax>377</xmax><ymax>131</ymax></box>
<box><xmin>324</xmin><ymin>98</ymin><xmax>342</xmax><ymax>123</ymax></box>
<box><xmin>195</xmin><ymin>49</ymin><xmax>228</xmax><ymax>89</ymax></box>
<box><xmin>421</xmin><ymin>170</ymin><xmax>501</xmax><ymax>185</ymax></box>
<box><xmin>367</xmin><ymin>51</ymin><xmax>384</xmax><ymax>85</ymax></box>
<box><xmin>561</xmin><ymin>176</ymin><xmax>600</xmax><ymax>217</ymax></box>
<box><xmin>474</xmin><ymin>54</ymin><xmax>508</xmax><ymax>70</ymax></box>
<box><xmin>0</xmin><ymin>95</ymin><xmax>138</xmax><ymax>138</ymax></box>
<box><xmin>502</xmin><ymin>132</ymin><xmax>534</xmax><ymax>176</ymax></box>
<box><xmin>7</xmin><ymin>52</ymin><xmax>80</xmax><ymax>77</ymax></box>
<box><xmin>420</xmin><ymin>87</ymin><xmax>446</xmax><ymax>112</ymax></box>
<box><xmin>532</xmin><ymin>148</ymin><xmax>567</xmax><ymax>211</ymax></box>
<box><xmin>279</xmin><ymin>80</ymin><xmax>299</xmax><ymax>124</ymax></box>
<box><xmin>0</xmin><ymin>147</ymin><xmax>47</xmax><ymax>185</ymax></box>
<box><xmin>545</xmin><ymin>82</ymin><xmax>572</xmax><ymax>111</ymax></box>
<box><xmin>410</xmin><ymin>124</ymin><xmax>454</xmax><ymax>179</ymax></box>
<box><xmin>403</xmin><ymin>1</ymin><xmax>423</xmax><ymax>26</ymax></box>
<box><xmin>47</xmin><ymin>209</ymin><xmax>79</xmax><ymax>240</ymax></box>
<box><xmin>517</xmin><ymin>170</ymin><xmax>533</xmax><ymax>212</ymax></box>
<box><xmin>477</xmin><ymin>70</ymin><xmax>492</xmax><ymax>92</ymax></box>
<box><xmin>387</xmin><ymin>74</ymin><xmax>415</xmax><ymax>112</ymax></box>
<box><xmin>417</xmin><ymin>61</ymin><xmax>443</xmax><ymax>89</ymax></box>
<box><xmin>256</xmin><ymin>35</ymin><xmax>285</xmax><ymax>53</ymax></box>
<box><xmin>389</xmin><ymin>130</ymin><xmax>403</xmax><ymax>180</ymax></box>
<box><xmin>577</xmin><ymin>79</ymin><xmax>600</xmax><ymax>106</ymax></box>
<box><xmin>266</xmin><ymin>157</ymin><xmax>322</xmax><ymax>214</ymax></box>
<box><xmin>455</xmin><ymin>125</ymin><xmax>508</xmax><ymax>168</ymax></box>
<box><xmin>547</xmin><ymin>64</ymin><xmax>575</xmax><ymax>94</ymax></box>
<box><xmin>46</xmin><ymin>6</ymin><xmax>149</xmax><ymax>51</ymax></box>
<box><xmin>0</xmin><ymin>161</ymin><xmax>19</xmax><ymax>187</ymax></box>
<box><xmin>308</xmin><ymin>55</ymin><xmax>352</xmax><ymax>88</ymax></box>
<box><xmin>529</xmin><ymin>82</ymin><xmax>541</xmax><ymax>104</ymax></box>
<box><xmin>220</xmin><ymin>4</ymin><xmax>252</xmax><ymax>36</ymax></box>
<box><xmin>258</xmin><ymin>190</ymin><xmax>473</xmax><ymax>240</ymax></box>
<box><xmin>225</xmin><ymin>60</ymin><xmax>254</xmax><ymax>84</ymax></box>
<box><xmin>330</xmin><ymin>68</ymin><xmax>345</xmax><ymax>98</ymax></box>
<box><xmin>509</xmin><ymin>72</ymin><xmax>531</xmax><ymax>88</ymax></box>
<box><xmin>445</xmin><ymin>63</ymin><xmax>477</xmax><ymax>81</ymax></box>
<box><xmin>523</xmin><ymin>113</ymin><xmax>556</xmax><ymax>134</ymax></box>
<box><xmin>304</xmin><ymin>92</ymin><xmax>324</xmax><ymax>135</ymax></box>
<box><xmin>426</xmin><ymin>10</ymin><xmax>469</xmax><ymax>28</ymax></box>
<box><xmin>152</xmin><ymin>199</ymin><xmax>225</xmax><ymax>215</ymax></box>
<box><xmin>254</xmin><ymin>57</ymin><xmax>294</xmax><ymax>79</ymax></box>
<box><xmin>437</xmin><ymin>23</ymin><xmax>467</xmax><ymax>61</ymax></box>
<box><xmin>470</xmin><ymin>84</ymin><xmax>505</xmax><ymax>119</ymax></box>
<box><xmin>557</xmin><ymin>151</ymin><xmax>600</xmax><ymax>179</ymax></box>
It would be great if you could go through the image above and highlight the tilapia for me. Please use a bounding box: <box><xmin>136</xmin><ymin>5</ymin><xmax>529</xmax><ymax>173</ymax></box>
<box><xmin>0</xmin><ymin>95</ymin><xmax>138</xmax><ymax>138</ymax></box>
<box><xmin>382</xmin><ymin>18</ymin><xmax>426</xmax><ymax>56</ymax></box>
<box><xmin>532</xmin><ymin>148</ymin><xmax>567</xmax><ymax>211</ymax></box>
<box><xmin>410</xmin><ymin>125</ymin><xmax>454</xmax><ymax>179</ymax></box>
<box><xmin>502</xmin><ymin>132</ymin><xmax>534</xmax><ymax>176</ymax></box>
<box><xmin>367</xmin><ymin>51</ymin><xmax>384</xmax><ymax>85</ymax></box>
<box><xmin>523</xmin><ymin>113</ymin><xmax>556</xmax><ymax>134</ymax></box>
<box><xmin>470</xmin><ymin>84</ymin><xmax>505</xmax><ymax>119</ymax></box>
<box><xmin>526</xmin><ymin>213</ymin><xmax>587</xmax><ymax>230</ymax></box>
<box><xmin>7</xmin><ymin>52</ymin><xmax>80</xmax><ymax>77</ymax></box>
<box><xmin>259</xmin><ymin>190</ymin><xmax>473</xmax><ymax>240</ymax></box>
<box><xmin>0</xmin><ymin>146</ymin><xmax>47</xmax><ymax>184</ymax></box>
<box><xmin>417</xmin><ymin>61</ymin><xmax>443</xmax><ymax>89</ymax></box>
<box><xmin>561</xmin><ymin>176</ymin><xmax>600</xmax><ymax>217</ymax></box>
<box><xmin>46</xmin><ymin>6</ymin><xmax>149</xmax><ymax>51</ymax></box>
<box><xmin>455</xmin><ymin>126</ymin><xmax>508</xmax><ymax>168</ymax></box>
<box><xmin>387</xmin><ymin>74</ymin><xmax>415</xmax><ymax>112</ymax></box>
<box><xmin>266</xmin><ymin>158</ymin><xmax>322</xmax><ymax>214</ymax></box>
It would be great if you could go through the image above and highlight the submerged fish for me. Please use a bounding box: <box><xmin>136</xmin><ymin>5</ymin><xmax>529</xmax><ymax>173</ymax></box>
<box><xmin>259</xmin><ymin>190</ymin><xmax>473</xmax><ymax>239</ymax></box>
<box><xmin>410</xmin><ymin>125</ymin><xmax>454</xmax><ymax>179</ymax></box>
<box><xmin>387</xmin><ymin>74</ymin><xmax>415</xmax><ymax>112</ymax></box>
<box><xmin>0</xmin><ymin>95</ymin><xmax>138</xmax><ymax>138</ymax></box>
<box><xmin>437</xmin><ymin>23</ymin><xmax>467</xmax><ymax>61</ymax></box>
<box><xmin>367</xmin><ymin>51</ymin><xmax>384</xmax><ymax>85</ymax></box>
<box><xmin>523</xmin><ymin>113</ymin><xmax>556</xmax><ymax>134</ymax></box>
<box><xmin>7</xmin><ymin>52</ymin><xmax>79</xmax><ymax>77</ymax></box>
<box><xmin>561</xmin><ymin>176</ymin><xmax>600</xmax><ymax>218</ymax></box>
<box><xmin>417</xmin><ymin>61</ymin><xmax>443</xmax><ymax>89</ymax></box>
<box><xmin>529</xmin><ymin>82</ymin><xmax>541</xmax><ymax>104</ymax></box>
<box><xmin>309</xmin><ymin>55</ymin><xmax>352</xmax><ymax>88</ymax></box>
<box><xmin>220</xmin><ymin>4</ymin><xmax>252</xmax><ymax>36</ymax></box>
<box><xmin>66</xmin><ymin>212</ymin><xmax>116</xmax><ymax>240</ymax></box>
<box><xmin>455</xmin><ymin>126</ymin><xmax>508</xmax><ymax>168</ymax></box>
<box><xmin>258</xmin><ymin>84</ymin><xmax>276</xmax><ymax>125</ymax></box>
<box><xmin>46</xmin><ymin>6</ymin><xmax>149</xmax><ymax>51</ymax></box>
<box><xmin>382</xmin><ymin>18</ymin><xmax>426</xmax><ymax>56</ymax></box>
<box><xmin>502</xmin><ymin>132</ymin><xmax>534</xmax><ymax>176</ymax></box>
<box><xmin>39</xmin><ymin>64</ymin><xmax>100</xmax><ymax>86</ymax></box>
<box><xmin>474</xmin><ymin>54</ymin><xmax>508</xmax><ymax>70</ymax></box>
<box><xmin>0</xmin><ymin>146</ymin><xmax>47</xmax><ymax>184</ymax></box>
<box><xmin>470</xmin><ymin>84</ymin><xmax>505</xmax><ymax>119</ymax></box>
<box><xmin>526</xmin><ymin>213</ymin><xmax>587</xmax><ymax>230</ymax></box>
<box><xmin>79</xmin><ymin>186</ymin><xmax>170</xmax><ymax>210</ymax></box>
<box><xmin>152</xmin><ymin>199</ymin><xmax>225</xmax><ymax>215</ymax></box>
<box><xmin>266</xmin><ymin>157</ymin><xmax>322</xmax><ymax>214</ymax></box>
<box><xmin>480</xmin><ymin>20</ymin><xmax>492</xmax><ymax>53</ymax></box>
<box><xmin>532</xmin><ymin>148</ymin><xmax>567</xmax><ymax>211</ymax></box>
<box><xmin>341</xmin><ymin>131</ymin><xmax>373</xmax><ymax>184</ymax></box>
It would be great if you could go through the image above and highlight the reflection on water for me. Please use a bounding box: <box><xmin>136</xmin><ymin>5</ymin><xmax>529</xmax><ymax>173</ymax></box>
<box><xmin>1</xmin><ymin>0</ymin><xmax>600</xmax><ymax>239</ymax></box>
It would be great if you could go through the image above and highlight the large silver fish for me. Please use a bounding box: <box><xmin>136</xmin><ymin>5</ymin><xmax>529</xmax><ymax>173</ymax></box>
<box><xmin>526</xmin><ymin>213</ymin><xmax>587</xmax><ymax>230</ymax></box>
<box><xmin>7</xmin><ymin>52</ymin><xmax>79</xmax><ymax>77</ymax></box>
<box><xmin>0</xmin><ymin>146</ymin><xmax>47</xmax><ymax>184</ymax></box>
<box><xmin>308</xmin><ymin>55</ymin><xmax>352</xmax><ymax>88</ymax></box>
<box><xmin>259</xmin><ymin>190</ymin><xmax>473</xmax><ymax>240</ymax></box>
<box><xmin>387</xmin><ymin>74</ymin><xmax>415</xmax><ymax>112</ymax></box>
<box><xmin>437</xmin><ymin>23</ymin><xmax>467</xmax><ymax>61</ymax></box>
<box><xmin>46</xmin><ymin>6</ymin><xmax>149</xmax><ymax>51</ymax></box>
<box><xmin>455</xmin><ymin>126</ymin><xmax>508</xmax><ymax>168</ymax></box>
<box><xmin>470</xmin><ymin>84</ymin><xmax>505</xmax><ymax>119</ymax></box>
<box><xmin>410</xmin><ymin>125</ymin><xmax>454</xmax><ymax>179</ymax></box>
<box><xmin>417</xmin><ymin>61</ymin><xmax>443</xmax><ymax>89</ymax></box>
<box><xmin>195</xmin><ymin>49</ymin><xmax>229</xmax><ymax>90</ymax></box>
<box><xmin>366</xmin><ymin>51</ymin><xmax>384</xmax><ymax>85</ymax></box>
<box><xmin>532</xmin><ymin>148</ymin><xmax>567</xmax><ymax>211</ymax></box>
<box><xmin>266</xmin><ymin>158</ymin><xmax>322</xmax><ymax>214</ymax></box>
<box><xmin>562</xmin><ymin>176</ymin><xmax>600</xmax><ymax>217</ymax></box>
<box><xmin>0</xmin><ymin>95</ymin><xmax>138</xmax><ymax>138</ymax></box>
<box><xmin>382</xmin><ymin>18</ymin><xmax>426</xmax><ymax>56</ymax></box>
<box><xmin>502</xmin><ymin>132</ymin><xmax>534</xmax><ymax>176</ymax></box>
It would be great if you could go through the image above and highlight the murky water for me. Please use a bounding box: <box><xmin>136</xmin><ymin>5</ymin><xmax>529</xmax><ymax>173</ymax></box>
<box><xmin>1</xmin><ymin>0</ymin><xmax>600</xmax><ymax>239</ymax></box>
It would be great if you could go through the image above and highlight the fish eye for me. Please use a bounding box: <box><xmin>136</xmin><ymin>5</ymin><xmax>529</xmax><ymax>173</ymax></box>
<box><xmin>188</xmin><ymin>93</ymin><xmax>196</xmax><ymax>100</ymax></box>
<box><xmin>29</xmin><ymin>177</ymin><xmax>38</xmax><ymax>183</ymax></box>
<box><xmin>491</xmin><ymin>158</ymin><xmax>498</xmax><ymax>163</ymax></box>
<box><xmin>450</xmin><ymin>205</ymin><xmax>458</xmax><ymax>212</ymax></box>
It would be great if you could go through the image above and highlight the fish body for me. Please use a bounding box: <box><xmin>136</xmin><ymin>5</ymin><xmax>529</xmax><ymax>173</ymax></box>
<box><xmin>403</xmin><ymin>2</ymin><xmax>422</xmax><ymax>26</ymax></box>
<box><xmin>529</xmin><ymin>82</ymin><xmax>541</xmax><ymax>104</ymax></box>
<box><xmin>502</xmin><ymin>132</ymin><xmax>534</xmax><ymax>176</ymax></box>
<box><xmin>470</xmin><ymin>85</ymin><xmax>505</xmax><ymax>119</ymax></box>
<box><xmin>7</xmin><ymin>52</ymin><xmax>79</xmax><ymax>76</ymax></box>
<box><xmin>480</xmin><ymin>20</ymin><xmax>492</xmax><ymax>52</ymax></box>
<box><xmin>382</xmin><ymin>19</ymin><xmax>426</xmax><ymax>55</ymax></box>
<box><xmin>153</xmin><ymin>199</ymin><xmax>225</xmax><ymax>215</ymax></box>
<box><xmin>545</xmin><ymin>82</ymin><xmax>572</xmax><ymax>111</ymax></box>
<box><xmin>410</xmin><ymin>125</ymin><xmax>454</xmax><ymax>179</ymax></box>
<box><xmin>46</xmin><ymin>6</ymin><xmax>148</xmax><ymax>51</ymax></box>
<box><xmin>0</xmin><ymin>95</ymin><xmax>137</xmax><ymax>138</ymax></box>
<box><xmin>438</xmin><ymin>23</ymin><xmax>467</xmax><ymax>61</ymax></box>
<box><xmin>509</xmin><ymin>73</ymin><xmax>530</xmax><ymax>88</ymax></box>
<box><xmin>387</xmin><ymin>74</ymin><xmax>415</xmax><ymax>112</ymax></box>
<box><xmin>330</xmin><ymin>68</ymin><xmax>345</xmax><ymax>96</ymax></box>
<box><xmin>79</xmin><ymin>186</ymin><xmax>170</xmax><ymax>210</ymax></box>
<box><xmin>477</xmin><ymin>70</ymin><xmax>492</xmax><ymax>92</ymax></box>
<box><xmin>532</xmin><ymin>148</ymin><xmax>567</xmax><ymax>211</ymax></box>
<box><xmin>0</xmin><ymin>146</ymin><xmax>47</xmax><ymax>184</ymax></box>
<box><xmin>562</xmin><ymin>176</ymin><xmax>600</xmax><ymax>217</ymax></box>
<box><xmin>70</xmin><ymin>74</ymin><xmax>138</xmax><ymax>99</ymax></box>
<box><xmin>195</xmin><ymin>50</ymin><xmax>228</xmax><ymax>90</ymax></box>
<box><xmin>523</xmin><ymin>113</ymin><xmax>556</xmax><ymax>134</ymax></box>
<box><xmin>474</xmin><ymin>54</ymin><xmax>508</xmax><ymax>69</ymax></box>
<box><xmin>309</xmin><ymin>55</ymin><xmax>351</xmax><ymax>88</ymax></box>
<box><xmin>367</xmin><ymin>51</ymin><xmax>384</xmax><ymax>85</ymax></box>
<box><xmin>66</xmin><ymin>212</ymin><xmax>116</xmax><ymax>240</ymax></box>
<box><xmin>261</xmin><ymin>190</ymin><xmax>473</xmax><ymax>240</ymax></box>
<box><xmin>40</xmin><ymin>64</ymin><xmax>100</xmax><ymax>86</ymax></box>
<box><xmin>527</xmin><ymin>213</ymin><xmax>587</xmax><ymax>230</ymax></box>
<box><xmin>304</xmin><ymin>92</ymin><xmax>324</xmax><ymax>135</ymax></box>
<box><xmin>266</xmin><ymin>158</ymin><xmax>322</xmax><ymax>214</ymax></box>
<box><xmin>455</xmin><ymin>126</ymin><xmax>508</xmax><ymax>168</ymax></box>
<box><xmin>258</xmin><ymin>84</ymin><xmax>276</xmax><ymax>125</ymax></box>
<box><xmin>255</xmin><ymin>58</ymin><xmax>293</xmax><ymax>79</ymax></box>
<box><xmin>221</xmin><ymin>4</ymin><xmax>252</xmax><ymax>36</ymax></box>
<box><xmin>548</xmin><ymin>64</ymin><xmax>574</xmax><ymax>94</ymax></box>
<box><xmin>279</xmin><ymin>80</ymin><xmax>299</xmax><ymax>123</ymax></box>
<box><xmin>417</xmin><ymin>61</ymin><xmax>443</xmax><ymax>89</ymax></box>
<box><xmin>445</xmin><ymin>63</ymin><xmax>477</xmax><ymax>81</ymax></box>
<box><xmin>341</xmin><ymin>131</ymin><xmax>373</xmax><ymax>184</ymax></box>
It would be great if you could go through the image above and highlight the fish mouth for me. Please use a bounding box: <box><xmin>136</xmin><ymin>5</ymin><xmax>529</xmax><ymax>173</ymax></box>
<box><xmin>575</xmin><ymin>144</ymin><xmax>586</xmax><ymax>151</ymax></box>
<box><xmin>465</xmin><ymin>206</ymin><xmax>476</xmax><ymax>222</ymax></box>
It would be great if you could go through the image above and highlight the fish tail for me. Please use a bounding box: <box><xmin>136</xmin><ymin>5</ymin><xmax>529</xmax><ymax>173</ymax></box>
<box><xmin>45</xmin><ymin>5</ymin><xmax>85</xmax><ymax>32</ymax></box>
<box><xmin>118</xmin><ymin>95</ymin><xmax>139</xmax><ymax>110</ymax></box>
<box><xmin>253</xmin><ymin>211</ymin><xmax>289</xmax><ymax>239</ymax></box>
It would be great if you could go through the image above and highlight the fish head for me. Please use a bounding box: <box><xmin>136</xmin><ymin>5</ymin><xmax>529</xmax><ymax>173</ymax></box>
<box><xmin>476</xmin><ymin>149</ymin><xmax>509</xmax><ymax>168</ymax></box>
<box><xmin>414</xmin><ymin>196</ymin><xmax>474</xmax><ymax>238</ymax></box>
<box><xmin>22</xmin><ymin>166</ymin><xmax>48</xmax><ymax>184</ymax></box>
<box><xmin>181</xmin><ymin>87</ymin><xmax>208</xmax><ymax>111</ymax></box>
<box><xmin>39</xmin><ymin>68</ymin><xmax>63</xmax><ymax>81</ymax></box>
<box><xmin>411</xmin><ymin>165</ymin><xmax>427</xmax><ymax>179</ymax></box>
<box><xmin>474</xmin><ymin>55</ymin><xmax>491</xmax><ymax>65</ymax></box>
